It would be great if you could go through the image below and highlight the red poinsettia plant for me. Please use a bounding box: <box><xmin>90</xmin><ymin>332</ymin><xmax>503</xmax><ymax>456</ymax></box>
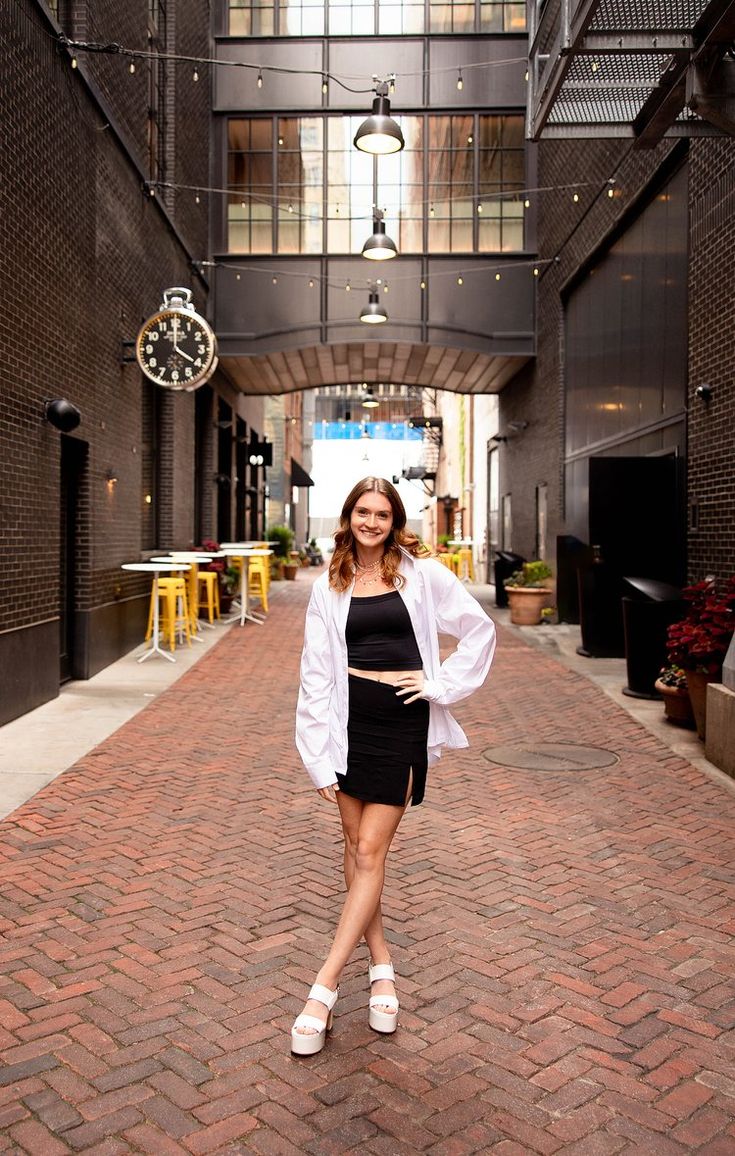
<box><xmin>199</xmin><ymin>539</ymin><xmax>225</xmax><ymax>573</ymax></box>
<box><xmin>666</xmin><ymin>577</ymin><xmax>735</xmax><ymax>674</ymax></box>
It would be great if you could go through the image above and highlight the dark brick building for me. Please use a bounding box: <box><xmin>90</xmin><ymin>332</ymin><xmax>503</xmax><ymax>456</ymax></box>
<box><xmin>1</xmin><ymin>0</ymin><xmax>267</xmax><ymax>725</ymax></box>
<box><xmin>499</xmin><ymin>132</ymin><xmax>734</xmax><ymax>608</ymax></box>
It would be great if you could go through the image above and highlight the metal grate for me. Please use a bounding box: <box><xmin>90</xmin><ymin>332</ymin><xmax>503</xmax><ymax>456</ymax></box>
<box><xmin>528</xmin><ymin>0</ymin><xmax>734</xmax><ymax>142</ymax></box>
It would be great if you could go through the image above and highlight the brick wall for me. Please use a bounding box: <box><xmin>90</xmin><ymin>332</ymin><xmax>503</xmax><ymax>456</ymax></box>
<box><xmin>0</xmin><ymin>0</ymin><xmax>212</xmax><ymax>717</ymax></box>
<box><xmin>687</xmin><ymin>140</ymin><xmax>735</xmax><ymax>581</ymax></box>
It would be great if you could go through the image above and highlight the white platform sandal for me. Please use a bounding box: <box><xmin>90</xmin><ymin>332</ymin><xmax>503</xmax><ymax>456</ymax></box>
<box><xmin>368</xmin><ymin>961</ymin><xmax>399</xmax><ymax>1033</ymax></box>
<box><xmin>290</xmin><ymin>983</ymin><xmax>339</xmax><ymax>1056</ymax></box>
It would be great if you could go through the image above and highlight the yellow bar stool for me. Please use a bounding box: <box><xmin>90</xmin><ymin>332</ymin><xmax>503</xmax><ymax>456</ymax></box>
<box><xmin>248</xmin><ymin>557</ymin><xmax>269</xmax><ymax>613</ymax></box>
<box><xmin>145</xmin><ymin>577</ymin><xmax>191</xmax><ymax>651</ymax></box>
<box><xmin>457</xmin><ymin>548</ymin><xmax>475</xmax><ymax>581</ymax></box>
<box><xmin>197</xmin><ymin>570</ymin><xmax>221</xmax><ymax>623</ymax></box>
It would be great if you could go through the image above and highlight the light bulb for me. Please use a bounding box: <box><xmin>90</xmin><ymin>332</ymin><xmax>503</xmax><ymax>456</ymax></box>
<box><xmin>71</xmin><ymin>56</ymin><xmax>78</xmax><ymax>68</ymax></box>
<box><xmin>457</xmin><ymin>71</ymin><xmax>463</xmax><ymax>91</ymax></box>
<box><xmin>272</xmin><ymin>276</ymin><xmax>278</xmax><ymax>285</ymax></box>
<box><xmin>129</xmin><ymin>61</ymin><xmax>136</xmax><ymax>74</ymax></box>
<box><xmin>193</xmin><ymin>67</ymin><xmax>199</xmax><ymax>82</ymax></box>
<box><xmin>257</xmin><ymin>70</ymin><xmax>263</xmax><ymax>89</ymax></box>
<box><xmin>533</xmin><ymin>267</ymin><xmax>539</xmax><ymax>276</ymax></box>
<box><xmin>457</xmin><ymin>275</ymin><xmax>463</xmax><ymax>286</ymax></box>
<box><xmin>322</xmin><ymin>76</ymin><xmax>328</xmax><ymax>94</ymax></box>
<box><xmin>573</xmin><ymin>192</ymin><xmax>579</xmax><ymax>203</ymax></box>
<box><xmin>495</xmin><ymin>273</ymin><xmax>501</xmax><ymax>281</ymax></box>
<box><xmin>420</xmin><ymin>280</ymin><xmax>426</xmax><ymax>290</ymax></box>
<box><xmin>524</xmin><ymin>198</ymin><xmax>530</xmax><ymax>208</ymax></box>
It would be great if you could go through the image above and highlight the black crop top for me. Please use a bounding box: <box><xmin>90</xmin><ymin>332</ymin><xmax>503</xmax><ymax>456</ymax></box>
<box><xmin>346</xmin><ymin>590</ymin><xmax>423</xmax><ymax>671</ymax></box>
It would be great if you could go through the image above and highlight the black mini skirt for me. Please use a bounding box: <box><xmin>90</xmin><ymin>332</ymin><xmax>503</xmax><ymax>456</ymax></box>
<box><xmin>336</xmin><ymin>674</ymin><xmax>430</xmax><ymax>807</ymax></box>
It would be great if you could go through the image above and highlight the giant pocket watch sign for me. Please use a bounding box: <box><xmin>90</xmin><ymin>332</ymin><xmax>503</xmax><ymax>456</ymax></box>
<box><xmin>136</xmin><ymin>287</ymin><xmax>218</xmax><ymax>390</ymax></box>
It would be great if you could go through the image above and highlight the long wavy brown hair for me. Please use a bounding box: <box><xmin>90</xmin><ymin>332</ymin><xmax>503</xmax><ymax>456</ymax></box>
<box><xmin>328</xmin><ymin>477</ymin><xmax>431</xmax><ymax>592</ymax></box>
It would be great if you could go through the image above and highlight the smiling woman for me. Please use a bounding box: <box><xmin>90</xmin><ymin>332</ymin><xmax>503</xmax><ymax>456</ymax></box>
<box><xmin>291</xmin><ymin>476</ymin><xmax>496</xmax><ymax>1055</ymax></box>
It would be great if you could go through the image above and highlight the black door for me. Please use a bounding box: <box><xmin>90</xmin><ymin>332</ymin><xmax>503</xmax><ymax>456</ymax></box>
<box><xmin>59</xmin><ymin>436</ymin><xmax>87</xmax><ymax>682</ymax></box>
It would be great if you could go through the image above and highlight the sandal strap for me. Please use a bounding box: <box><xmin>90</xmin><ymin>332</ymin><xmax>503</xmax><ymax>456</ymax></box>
<box><xmin>308</xmin><ymin>983</ymin><xmax>338</xmax><ymax>1010</ymax></box>
<box><xmin>369</xmin><ymin>994</ymin><xmax>399</xmax><ymax>1012</ymax></box>
<box><xmin>369</xmin><ymin>963</ymin><xmax>395</xmax><ymax>984</ymax></box>
<box><xmin>292</xmin><ymin>1014</ymin><xmax>328</xmax><ymax>1034</ymax></box>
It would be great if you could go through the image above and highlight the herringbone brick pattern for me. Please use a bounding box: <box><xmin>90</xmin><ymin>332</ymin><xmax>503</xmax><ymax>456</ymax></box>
<box><xmin>1</xmin><ymin>572</ymin><xmax>734</xmax><ymax>1154</ymax></box>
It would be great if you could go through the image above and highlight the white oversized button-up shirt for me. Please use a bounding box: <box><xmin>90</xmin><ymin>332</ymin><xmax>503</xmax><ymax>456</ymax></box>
<box><xmin>295</xmin><ymin>550</ymin><xmax>496</xmax><ymax>790</ymax></box>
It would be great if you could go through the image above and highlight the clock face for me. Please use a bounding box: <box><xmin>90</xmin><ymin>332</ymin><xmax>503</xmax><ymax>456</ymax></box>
<box><xmin>136</xmin><ymin>309</ymin><xmax>217</xmax><ymax>389</ymax></box>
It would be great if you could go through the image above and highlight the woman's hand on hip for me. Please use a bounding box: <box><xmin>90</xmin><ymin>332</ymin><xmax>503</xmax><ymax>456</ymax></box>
<box><xmin>394</xmin><ymin>671</ymin><xmax>425</xmax><ymax>704</ymax></box>
<box><xmin>317</xmin><ymin>784</ymin><xmax>340</xmax><ymax>803</ymax></box>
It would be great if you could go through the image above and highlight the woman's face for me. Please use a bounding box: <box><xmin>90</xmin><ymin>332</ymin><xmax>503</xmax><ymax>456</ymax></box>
<box><xmin>350</xmin><ymin>490</ymin><xmax>394</xmax><ymax>552</ymax></box>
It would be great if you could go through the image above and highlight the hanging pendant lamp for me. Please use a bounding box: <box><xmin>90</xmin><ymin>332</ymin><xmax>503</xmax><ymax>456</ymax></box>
<box><xmin>362</xmin><ymin>209</ymin><xmax>398</xmax><ymax>260</ymax></box>
<box><xmin>360</xmin><ymin>289</ymin><xmax>388</xmax><ymax>324</ymax></box>
<box><xmin>354</xmin><ymin>83</ymin><xmax>404</xmax><ymax>155</ymax></box>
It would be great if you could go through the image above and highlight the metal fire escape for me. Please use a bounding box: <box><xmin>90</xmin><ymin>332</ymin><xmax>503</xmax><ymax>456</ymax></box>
<box><xmin>401</xmin><ymin>417</ymin><xmax>443</xmax><ymax>494</ymax></box>
<box><xmin>527</xmin><ymin>0</ymin><xmax>735</xmax><ymax>145</ymax></box>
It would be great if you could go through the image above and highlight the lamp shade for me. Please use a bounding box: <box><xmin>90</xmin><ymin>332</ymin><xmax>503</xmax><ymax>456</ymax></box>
<box><xmin>44</xmin><ymin>399</ymin><xmax>81</xmax><ymax>432</ymax></box>
<box><xmin>362</xmin><ymin>217</ymin><xmax>398</xmax><ymax>260</ymax></box>
<box><xmin>362</xmin><ymin>387</ymin><xmax>380</xmax><ymax>408</ymax></box>
<box><xmin>353</xmin><ymin>95</ymin><xmax>405</xmax><ymax>155</ymax></box>
<box><xmin>359</xmin><ymin>291</ymin><xmax>388</xmax><ymax>324</ymax></box>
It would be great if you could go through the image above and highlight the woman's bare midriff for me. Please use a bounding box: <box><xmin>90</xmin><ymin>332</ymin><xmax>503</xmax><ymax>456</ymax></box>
<box><xmin>347</xmin><ymin>667</ymin><xmax>421</xmax><ymax>685</ymax></box>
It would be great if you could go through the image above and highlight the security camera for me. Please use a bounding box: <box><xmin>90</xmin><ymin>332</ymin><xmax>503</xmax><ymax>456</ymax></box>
<box><xmin>695</xmin><ymin>384</ymin><xmax>712</xmax><ymax>402</ymax></box>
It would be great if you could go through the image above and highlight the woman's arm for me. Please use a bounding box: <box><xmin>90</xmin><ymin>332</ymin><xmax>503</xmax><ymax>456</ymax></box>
<box><xmin>420</xmin><ymin>569</ymin><xmax>496</xmax><ymax>706</ymax></box>
<box><xmin>295</xmin><ymin>586</ymin><xmax>341</xmax><ymax>790</ymax></box>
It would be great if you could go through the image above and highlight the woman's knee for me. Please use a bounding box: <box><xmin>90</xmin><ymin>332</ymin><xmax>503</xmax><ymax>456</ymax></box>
<box><xmin>354</xmin><ymin>835</ymin><xmax>388</xmax><ymax>874</ymax></box>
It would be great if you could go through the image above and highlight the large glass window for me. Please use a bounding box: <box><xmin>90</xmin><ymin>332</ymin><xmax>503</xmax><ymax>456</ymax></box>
<box><xmin>227</xmin><ymin>114</ymin><xmax>525</xmax><ymax>254</ymax></box>
<box><xmin>227</xmin><ymin>0</ymin><xmax>525</xmax><ymax>33</ymax></box>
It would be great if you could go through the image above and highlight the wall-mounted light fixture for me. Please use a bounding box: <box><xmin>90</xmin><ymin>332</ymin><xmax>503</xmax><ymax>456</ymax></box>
<box><xmin>105</xmin><ymin>468</ymin><xmax>119</xmax><ymax>486</ymax></box>
<box><xmin>44</xmin><ymin>399</ymin><xmax>81</xmax><ymax>432</ymax></box>
<box><xmin>354</xmin><ymin>80</ymin><xmax>404</xmax><ymax>155</ymax></box>
<box><xmin>695</xmin><ymin>383</ymin><xmax>712</xmax><ymax>403</ymax></box>
<box><xmin>360</xmin><ymin>287</ymin><xmax>388</xmax><ymax>324</ymax></box>
<box><xmin>362</xmin><ymin>209</ymin><xmax>398</xmax><ymax>261</ymax></box>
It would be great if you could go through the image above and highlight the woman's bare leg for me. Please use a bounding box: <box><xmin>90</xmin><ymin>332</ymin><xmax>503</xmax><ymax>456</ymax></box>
<box><xmin>295</xmin><ymin>798</ymin><xmax>404</xmax><ymax>1032</ymax></box>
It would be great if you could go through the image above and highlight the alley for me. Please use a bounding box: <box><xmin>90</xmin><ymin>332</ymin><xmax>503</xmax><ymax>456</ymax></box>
<box><xmin>1</xmin><ymin>572</ymin><xmax>734</xmax><ymax>1155</ymax></box>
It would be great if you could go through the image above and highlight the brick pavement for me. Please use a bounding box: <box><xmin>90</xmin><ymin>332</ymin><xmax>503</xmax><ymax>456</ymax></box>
<box><xmin>1</xmin><ymin>570</ymin><xmax>734</xmax><ymax>1155</ymax></box>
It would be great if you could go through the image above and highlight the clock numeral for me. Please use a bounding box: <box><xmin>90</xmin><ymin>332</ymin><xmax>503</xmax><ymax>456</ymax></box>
<box><xmin>194</xmin><ymin>358</ymin><xmax>202</xmax><ymax>367</ymax></box>
<box><xmin>171</xmin><ymin>371</ymin><xmax>180</xmax><ymax>382</ymax></box>
<box><xmin>185</xmin><ymin>367</ymin><xmax>193</xmax><ymax>378</ymax></box>
<box><xmin>157</xmin><ymin>322</ymin><xmax>167</xmax><ymax>331</ymax></box>
<box><xmin>148</xmin><ymin>331</ymin><xmax>159</xmax><ymax>341</ymax></box>
<box><xmin>148</xmin><ymin>358</ymin><xmax>157</xmax><ymax>368</ymax></box>
<box><xmin>197</xmin><ymin>345</ymin><xmax>206</xmax><ymax>355</ymax></box>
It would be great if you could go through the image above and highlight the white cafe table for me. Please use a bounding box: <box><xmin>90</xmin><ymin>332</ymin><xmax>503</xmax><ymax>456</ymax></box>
<box><xmin>121</xmin><ymin>562</ymin><xmax>190</xmax><ymax>663</ymax></box>
<box><xmin>221</xmin><ymin>547</ymin><xmax>273</xmax><ymax>626</ymax></box>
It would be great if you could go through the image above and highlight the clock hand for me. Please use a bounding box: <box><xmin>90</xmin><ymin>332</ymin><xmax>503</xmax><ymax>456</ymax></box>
<box><xmin>172</xmin><ymin>345</ymin><xmax>195</xmax><ymax>362</ymax></box>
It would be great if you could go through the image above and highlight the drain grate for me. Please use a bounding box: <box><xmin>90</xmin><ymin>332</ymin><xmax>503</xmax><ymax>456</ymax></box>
<box><xmin>482</xmin><ymin>743</ymin><xmax>619</xmax><ymax>772</ymax></box>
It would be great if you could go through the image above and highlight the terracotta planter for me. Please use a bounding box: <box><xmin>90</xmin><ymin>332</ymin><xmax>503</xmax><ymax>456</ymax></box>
<box><xmin>685</xmin><ymin>669</ymin><xmax>720</xmax><ymax>740</ymax></box>
<box><xmin>654</xmin><ymin>679</ymin><xmax>696</xmax><ymax>729</ymax></box>
<box><xmin>506</xmin><ymin>587</ymin><xmax>552</xmax><ymax>626</ymax></box>
<box><xmin>283</xmin><ymin>565</ymin><xmax>299</xmax><ymax>581</ymax></box>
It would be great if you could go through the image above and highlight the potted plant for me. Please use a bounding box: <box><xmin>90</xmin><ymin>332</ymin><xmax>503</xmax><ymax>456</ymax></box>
<box><xmin>283</xmin><ymin>557</ymin><xmax>300</xmax><ymax>580</ymax></box>
<box><xmin>220</xmin><ymin>565</ymin><xmax>240</xmax><ymax>613</ymax></box>
<box><xmin>505</xmin><ymin>561</ymin><xmax>554</xmax><ymax>625</ymax></box>
<box><xmin>666</xmin><ymin>577</ymin><xmax>735</xmax><ymax>739</ymax></box>
<box><xmin>654</xmin><ymin>664</ymin><xmax>696</xmax><ymax>728</ymax></box>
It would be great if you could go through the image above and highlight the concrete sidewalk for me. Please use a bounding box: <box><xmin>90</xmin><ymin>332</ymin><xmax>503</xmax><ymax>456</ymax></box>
<box><xmin>1</xmin><ymin>570</ymin><xmax>734</xmax><ymax>1154</ymax></box>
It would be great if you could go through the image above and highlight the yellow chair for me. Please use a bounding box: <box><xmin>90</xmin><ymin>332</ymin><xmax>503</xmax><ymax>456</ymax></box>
<box><xmin>248</xmin><ymin>557</ymin><xmax>269</xmax><ymax>613</ymax></box>
<box><xmin>146</xmin><ymin>577</ymin><xmax>191</xmax><ymax>651</ymax></box>
<box><xmin>197</xmin><ymin>570</ymin><xmax>221</xmax><ymax>623</ymax></box>
<box><xmin>437</xmin><ymin>553</ymin><xmax>454</xmax><ymax>570</ymax></box>
<box><xmin>457</xmin><ymin>548</ymin><xmax>475</xmax><ymax>581</ymax></box>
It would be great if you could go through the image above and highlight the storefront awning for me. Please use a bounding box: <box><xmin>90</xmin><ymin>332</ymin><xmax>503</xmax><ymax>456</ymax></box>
<box><xmin>291</xmin><ymin>458</ymin><xmax>314</xmax><ymax>487</ymax></box>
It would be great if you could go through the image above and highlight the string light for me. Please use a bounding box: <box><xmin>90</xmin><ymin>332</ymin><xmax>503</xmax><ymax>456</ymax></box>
<box><xmin>257</xmin><ymin>70</ymin><xmax>263</xmax><ymax>89</ymax></box>
<box><xmin>524</xmin><ymin>198</ymin><xmax>531</xmax><ymax>208</ymax></box>
<box><xmin>345</xmin><ymin>280</ymin><xmax>351</xmax><ymax>291</ymax></box>
<box><xmin>457</xmin><ymin>70</ymin><xmax>464</xmax><ymax>91</ymax></box>
<box><xmin>495</xmin><ymin>272</ymin><xmax>501</xmax><ymax>281</ymax></box>
<box><xmin>195</xmin><ymin>194</ymin><xmax>200</xmax><ymax>204</ymax></box>
<box><xmin>193</xmin><ymin>67</ymin><xmax>199</xmax><ymax>81</ymax></box>
<box><xmin>533</xmin><ymin>266</ymin><xmax>539</xmax><ymax>276</ymax></box>
<box><xmin>129</xmin><ymin>61</ymin><xmax>136</xmax><ymax>74</ymax></box>
<box><xmin>573</xmin><ymin>191</ymin><xmax>579</xmax><ymax>203</ymax></box>
<box><xmin>322</xmin><ymin>75</ymin><xmax>328</xmax><ymax>94</ymax></box>
<box><xmin>288</xmin><ymin>203</ymin><xmax>294</xmax><ymax>213</ymax></box>
<box><xmin>309</xmin><ymin>279</ymin><xmax>315</xmax><ymax>287</ymax></box>
<box><xmin>272</xmin><ymin>276</ymin><xmax>278</xmax><ymax>284</ymax></box>
<box><xmin>457</xmin><ymin>275</ymin><xmax>463</xmax><ymax>286</ymax></box>
<box><xmin>71</xmin><ymin>56</ymin><xmax>78</xmax><ymax>68</ymax></box>
<box><xmin>477</xmin><ymin>203</ymin><xmax>483</xmax><ymax>214</ymax></box>
<box><xmin>420</xmin><ymin>279</ymin><xmax>426</xmax><ymax>289</ymax></box>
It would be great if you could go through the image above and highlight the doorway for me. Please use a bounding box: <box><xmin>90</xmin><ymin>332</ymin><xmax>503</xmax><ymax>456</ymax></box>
<box><xmin>59</xmin><ymin>436</ymin><xmax>87</xmax><ymax>683</ymax></box>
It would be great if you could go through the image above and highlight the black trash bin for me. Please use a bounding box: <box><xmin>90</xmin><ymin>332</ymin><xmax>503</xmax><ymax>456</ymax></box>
<box><xmin>621</xmin><ymin>577</ymin><xmax>685</xmax><ymax>699</ymax></box>
<box><xmin>576</xmin><ymin>554</ymin><xmax>626</xmax><ymax>658</ymax></box>
<box><xmin>494</xmin><ymin>551</ymin><xmax>525</xmax><ymax>608</ymax></box>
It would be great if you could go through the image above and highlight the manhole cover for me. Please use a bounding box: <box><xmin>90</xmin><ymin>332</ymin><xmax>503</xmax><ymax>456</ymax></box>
<box><xmin>482</xmin><ymin>743</ymin><xmax>619</xmax><ymax>772</ymax></box>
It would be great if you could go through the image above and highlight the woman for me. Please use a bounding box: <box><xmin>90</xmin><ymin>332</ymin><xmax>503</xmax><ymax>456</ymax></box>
<box><xmin>292</xmin><ymin>476</ymin><xmax>495</xmax><ymax>1055</ymax></box>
